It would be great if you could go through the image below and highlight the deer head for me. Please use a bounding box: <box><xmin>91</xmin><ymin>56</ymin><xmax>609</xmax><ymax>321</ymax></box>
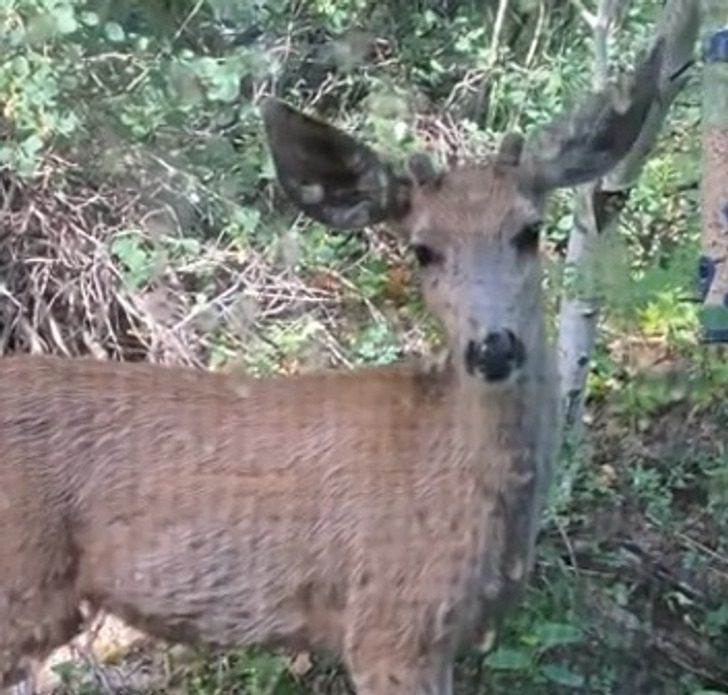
<box><xmin>262</xmin><ymin>40</ymin><xmax>663</xmax><ymax>385</ymax></box>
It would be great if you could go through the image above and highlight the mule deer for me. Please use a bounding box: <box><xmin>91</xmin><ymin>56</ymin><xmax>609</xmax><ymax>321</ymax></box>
<box><xmin>0</xmin><ymin>41</ymin><xmax>663</xmax><ymax>694</ymax></box>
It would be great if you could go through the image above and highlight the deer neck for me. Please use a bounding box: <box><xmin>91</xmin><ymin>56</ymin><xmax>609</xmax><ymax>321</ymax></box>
<box><xmin>450</xmin><ymin>312</ymin><xmax>554</xmax><ymax>450</ymax></box>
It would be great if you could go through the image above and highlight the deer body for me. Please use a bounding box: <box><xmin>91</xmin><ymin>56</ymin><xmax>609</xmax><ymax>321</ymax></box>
<box><xmin>1</xmin><ymin>350</ymin><xmax>555</xmax><ymax>692</ymax></box>
<box><xmin>1</xmin><ymin>39</ymin><xmax>662</xmax><ymax>694</ymax></box>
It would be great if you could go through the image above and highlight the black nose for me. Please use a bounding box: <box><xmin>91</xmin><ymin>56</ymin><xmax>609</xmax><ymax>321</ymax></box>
<box><xmin>464</xmin><ymin>330</ymin><xmax>525</xmax><ymax>382</ymax></box>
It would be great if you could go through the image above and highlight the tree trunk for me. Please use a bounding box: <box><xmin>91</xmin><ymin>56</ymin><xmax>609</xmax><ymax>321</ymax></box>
<box><xmin>697</xmin><ymin>1</ymin><xmax>728</xmax><ymax>342</ymax></box>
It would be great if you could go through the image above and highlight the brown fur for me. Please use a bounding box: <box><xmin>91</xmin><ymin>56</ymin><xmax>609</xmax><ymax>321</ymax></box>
<box><xmin>0</xmin><ymin>354</ymin><xmax>556</xmax><ymax>693</ymax></box>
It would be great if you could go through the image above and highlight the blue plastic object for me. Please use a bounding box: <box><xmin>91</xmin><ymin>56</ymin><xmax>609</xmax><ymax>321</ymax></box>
<box><xmin>697</xmin><ymin>254</ymin><xmax>716</xmax><ymax>302</ymax></box>
<box><xmin>705</xmin><ymin>28</ymin><xmax>728</xmax><ymax>63</ymax></box>
<box><xmin>699</xmin><ymin>303</ymin><xmax>728</xmax><ymax>343</ymax></box>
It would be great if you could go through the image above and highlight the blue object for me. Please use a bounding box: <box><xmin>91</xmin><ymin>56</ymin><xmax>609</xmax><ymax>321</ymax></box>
<box><xmin>704</xmin><ymin>28</ymin><xmax>728</xmax><ymax>63</ymax></box>
<box><xmin>696</xmin><ymin>256</ymin><xmax>728</xmax><ymax>343</ymax></box>
<box><xmin>699</xmin><ymin>302</ymin><xmax>728</xmax><ymax>343</ymax></box>
<box><xmin>697</xmin><ymin>254</ymin><xmax>716</xmax><ymax>301</ymax></box>
<box><xmin>701</xmin><ymin>328</ymin><xmax>728</xmax><ymax>343</ymax></box>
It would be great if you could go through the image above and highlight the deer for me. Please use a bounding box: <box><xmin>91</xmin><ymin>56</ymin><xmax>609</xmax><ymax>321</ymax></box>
<box><xmin>0</xmin><ymin>40</ymin><xmax>663</xmax><ymax>695</ymax></box>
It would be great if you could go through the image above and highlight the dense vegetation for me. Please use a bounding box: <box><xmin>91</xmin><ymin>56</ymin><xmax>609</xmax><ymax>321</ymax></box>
<box><xmin>0</xmin><ymin>1</ymin><xmax>726</xmax><ymax>693</ymax></box>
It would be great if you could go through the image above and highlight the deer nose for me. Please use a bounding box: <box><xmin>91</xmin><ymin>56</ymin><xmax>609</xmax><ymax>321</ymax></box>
<box><xmin>465</xmin><ymin>330</ymin><xmax>525</xmax><ymax>382</ymax></box>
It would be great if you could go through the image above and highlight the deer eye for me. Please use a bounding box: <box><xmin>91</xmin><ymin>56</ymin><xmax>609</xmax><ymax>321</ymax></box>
<box><xmin>411</xmin><ymin>243</ymin><xmax>442</xmax><ymax>268</ymax></box>
<box><xmin>512</xmin><ymin>223</ymin><xmax>541</xmax><ymax>253</ymax></box>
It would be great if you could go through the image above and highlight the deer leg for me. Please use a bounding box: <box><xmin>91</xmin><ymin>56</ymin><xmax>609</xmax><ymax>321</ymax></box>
<box><xmin>345</xmin><ymin>635</ymin><xmax>453</xmax><ymax>695</ymax></box>
<box><xmin>348</xmin><ymin>657</ymin><xmax>453</xmax><ymax>695</ymax></box>
<box><xmin>0</xmin><ymin>579</ymin><xmax>82</xmax><ymax>691</ymax></box>
<box><xmin>0</xmin><ymin>505</ymin><xmax>82</xmax><ymax>689</ymax></box>
<box><xmin>5</xmin><ymin>660</ymin><xmax>41</xmax><ymax>695</ymax></box>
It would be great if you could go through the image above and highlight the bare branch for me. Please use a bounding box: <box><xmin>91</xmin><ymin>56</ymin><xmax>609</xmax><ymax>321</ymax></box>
<box><xmin>524</xmin><ymin>0</ymin><xmax>547</xmax><ymax>68</ymax></box>
<box><xmin>568</xmin><ymin>0</ymin><xmax>597</xmax><ymax>30</ymax></box>
<box><xmin>489</xmin><ymin>0</ymin><xmax>510</xmax><ymax>62</ymax></box>
<box><xmin>594</xmin><ymin>0</ymin><xmax>620</xmax><ymax>85</ymax></box>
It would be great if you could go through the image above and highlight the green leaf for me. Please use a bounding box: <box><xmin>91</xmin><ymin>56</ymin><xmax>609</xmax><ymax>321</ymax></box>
<box><xmin>53</xmin><ymin>5</ymin><xmax>78</xmax><ymax>34</ymax></box>
<box><xmin>229</xmin><ymin>207</ymin><xmax>261</xmax><ymax>237</ymax></box>
<box><xmin>392</xmin><ymin>120</ymin><xmax>408</xmax><ymax>142</ymax></box>
<box><xmin>104</xmin><ymin>21</ymin><xmax>125</xmax><ymax>42</ymax></box>
<box><xmin>80</xmin><ymin>11</ymin><xmax>100</xmax><ymax>26</ymax></box>
<box><xmin>532</xmin><ymin>622</ymin><xmax>583</xmax><ymax>649</ymax></box>
<box><xmin>207</xmin><ymin>68</ymin><xmax>240</xmax><ymax>102</ymax></box>
<box><xmin>25</xmin><ymin>13</ymin><xmax>57</xmax><ymax>43</ymax></box>
<box><xmin>540</xmin><ymin>663</ymin><xmax>585</xmax><ymax>688</ymax></box>
<box><xmin>54</xmin><ymin>112</ymin><xmax>80</xmax><ymax>137</ymax></box>
<box><xmin>484</xmin><ymin>647</ymin><xmax>531</xmax><ymax>671</ymax></box>
<box><xmin>192</xmin><ymin>56</ymin><xmax>219</xmax><ymax>78</ymax></box>
<box><xmin>167</xmin><ymin>62</ymin><xmax>204</xmax><ymax>104</ymax></box>
<box><xmin>110</xmin><ymin>234</ymin><xmax>154</xmax><ymax>288</ymax></box>
<box><xmin>351</xmin><ymin>321</ymin><xmax>399</xmax><ymax>365</ymax></box>
<box><xmin>20</xmin><ymin>134</ymin><xmax>44</xmax><ymax>158</ymax></box>
<box><xmin>11</xmin><ymin>56</ymin><xmax>30</xmax><ymax>78</ymax></box>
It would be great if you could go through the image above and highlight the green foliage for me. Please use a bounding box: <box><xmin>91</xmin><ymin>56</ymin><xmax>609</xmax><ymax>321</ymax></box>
<box><xmin>484</xmin><ymin>616</ymin><xmax>588</xmax><ymax>690</ymax></box>
<box><xmin>110</xmin><ymin>231</ymin><xmax>157</xmax><ymax>289</ymax></box>
<box><xmin>181</xmin><ymin>647</ymin><xmax>300</xmax><ymax>695</ymax></box>
<box><xmin>50</xmin><ymin>658</ymin><xmax>102</xmax><ymax>695</ymax></box>
<box><xmin>350</xmin><ymin>320</ymin><xmax>400</xmax><ymax>364</ymax></box>
<box><xmin>485</xmin><ymin>622</ymin><xmax>586</xmax><ymax>688</ymax></box>
<box><xmin>0</xmin><ymin>0</ymin><xmax>83</xmax><ymax>174</ymax></box>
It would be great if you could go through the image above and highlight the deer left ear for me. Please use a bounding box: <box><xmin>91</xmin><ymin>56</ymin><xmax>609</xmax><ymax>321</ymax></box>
<box><xmin>496</xmin><ymin>132</ymin><xmax>525</xmax><ymax>167</ymax></box>
<box><xmin>261</xmin><ymin>98</ymin><xmax>411</xmax><ymax>230</ymax></box>
<box><xmin>406</xmin><ymin>152</ymin><xmax>441</xmax><ymax>187</ymax></box>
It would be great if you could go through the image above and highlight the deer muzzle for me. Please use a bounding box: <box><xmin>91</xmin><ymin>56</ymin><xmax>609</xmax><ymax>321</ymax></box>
<box><xmin>465</xmin><ymin>330</ymin><xmax>525</xmax><ymax>382</ymax></box>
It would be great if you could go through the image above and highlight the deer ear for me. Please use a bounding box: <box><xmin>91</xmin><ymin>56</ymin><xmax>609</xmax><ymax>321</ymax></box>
<box><xmin>406</xmin><ymin>152</ymin><xmax>441</xmax><ymax>187</ymax></box>
<box><xmin>496</xmin><ymin>132</ymin><xmax>525</xmax><ymax>167</ymax></box>
<box><xmin>261</xmin><ymin>98</ymin><xmax>411</xmax><ymax>229</ymax></box>
<box><xmin>519</xmin><ymin>38</ymin><xmax>665</xmax><ymax>193</ymax></box>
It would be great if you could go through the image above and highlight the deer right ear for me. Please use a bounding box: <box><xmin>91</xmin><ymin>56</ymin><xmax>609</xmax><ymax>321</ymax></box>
<box><xmin>261</xmin><ymin>98</ymin><xmax>411</xmax><ymax>230</ymax></box>
<box><xmin>519</xmin><ymin>38</ymin><xmax>665</xmax><ymax>193</ymax></box>
<box><xmin>496</xmin><ymin>132</ymin><xmax>525</xmax><ymax>167</ymax></box>
<box><xmin>406</xmin><ymin>152</ymin><xmax>441</xmax><ymax>187</ymax></box>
